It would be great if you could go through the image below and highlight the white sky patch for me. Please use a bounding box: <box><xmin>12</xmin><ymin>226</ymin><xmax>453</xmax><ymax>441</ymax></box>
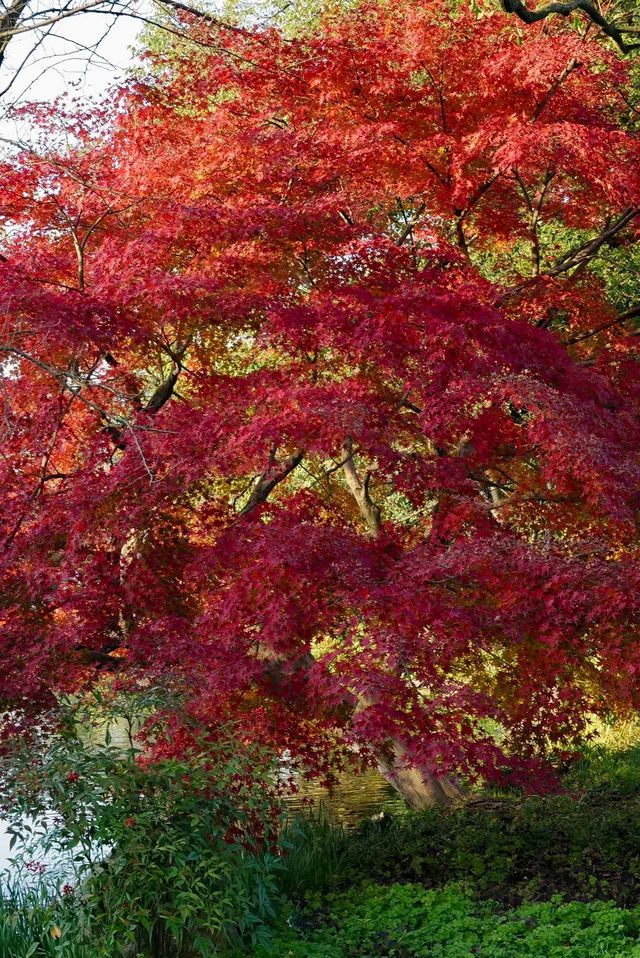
<box><xmin>0</xmin><ymin>2</ymin><xmax>146</xmax><ymax>140</ymax></box>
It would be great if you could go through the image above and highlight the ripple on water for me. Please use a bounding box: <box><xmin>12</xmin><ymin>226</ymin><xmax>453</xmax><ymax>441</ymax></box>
<box><xmin>284</xmin><ymin>768</ymin><xmax>404</xmax><ymax>826</ymax></box>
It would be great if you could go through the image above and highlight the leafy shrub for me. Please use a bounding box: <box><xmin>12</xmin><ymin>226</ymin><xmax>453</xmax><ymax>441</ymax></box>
<box><xmin>248</xmin><ymin>882</ymin><xmax>640</xmax><ymax>958</ymax></box>
<box><xmin>0</xmin><ymin>697</ymin><xmax>285</xmax><ymax>957</ymax></box>
<box><xmin>561</xmin><ymin>720</ymin><xmax>640</xmax><ymax>796</ymax></box>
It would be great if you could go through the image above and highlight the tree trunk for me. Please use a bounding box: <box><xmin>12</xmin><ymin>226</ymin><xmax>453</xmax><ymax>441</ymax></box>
<box><xmin>340</xmin><ymin>442</ymin><xmax>464</xmax><ymax>809</ymax></box>
<box><xmin>377</xmin><ymin>740</ymin><xmax>464</xmax><ymax>808</ymax></box>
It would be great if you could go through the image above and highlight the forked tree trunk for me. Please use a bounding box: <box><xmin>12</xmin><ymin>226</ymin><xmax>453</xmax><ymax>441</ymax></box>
<box><xmin>252</xmin><ymin>445</ymin><xmax>465</xmax><ymax>811</ymax></box>
<box><xmin>264</xmin><ymin>651</ymin><xmax>463</xmax><ymax>808</ymax></box>
<box><xmin>340</xmin><ymin>440</ymin><xmax>464</xmax><ymax>809</ymax></box>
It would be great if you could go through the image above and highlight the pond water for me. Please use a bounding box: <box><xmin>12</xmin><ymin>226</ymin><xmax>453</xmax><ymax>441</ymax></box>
<box><xmin>286</xmin><ymin>768</ymin><xmax>404</xmax><ymax>825</ymax></box>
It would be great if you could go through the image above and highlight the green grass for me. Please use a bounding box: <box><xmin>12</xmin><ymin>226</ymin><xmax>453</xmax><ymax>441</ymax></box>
<box><xmin>279</xmin><ymin>807</ymin><xmax>349</xmax><ymax>897</ymax></box>
<box><xmin>562</xmin><ymin>720</ymin><xmax>640</xmax><ymax>796</ymax></box>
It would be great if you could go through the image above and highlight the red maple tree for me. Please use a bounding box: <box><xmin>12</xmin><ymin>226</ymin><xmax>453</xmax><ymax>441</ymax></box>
<box><xmin>1</xmin><ymin>1</ymin><xmax>640</xmax><ymax>804</ymax></box>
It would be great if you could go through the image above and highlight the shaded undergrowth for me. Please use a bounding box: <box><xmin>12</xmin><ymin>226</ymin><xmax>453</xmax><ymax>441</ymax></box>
<box><xmin>6</xmin><ymin>726</ymin><xmax>640</xmax><ymax>956</ymax></box>
<box><xmin>279</xmin><ymin>730</ymin><xmax>640</xmax><ymax>906</ymax></box>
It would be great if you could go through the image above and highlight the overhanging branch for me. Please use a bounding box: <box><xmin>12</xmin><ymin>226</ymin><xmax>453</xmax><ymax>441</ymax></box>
<box><xmin>502</xmin><ymin>0</ymin><xmax>640</xmax><ymax>54</ymax></box>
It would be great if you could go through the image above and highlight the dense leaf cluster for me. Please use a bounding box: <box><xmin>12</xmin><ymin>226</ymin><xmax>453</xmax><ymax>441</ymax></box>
<box><xmin>1</xmin><ymin>0</ymin><xmax>640</xmax><ymax>790</ymax></box>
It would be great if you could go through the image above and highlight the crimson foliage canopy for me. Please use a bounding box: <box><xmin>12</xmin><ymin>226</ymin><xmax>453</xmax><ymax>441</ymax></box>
<box><xmin>2</xmin><ymin>1</ymin><xmax>640</xmax><ymax>794</ymax></box>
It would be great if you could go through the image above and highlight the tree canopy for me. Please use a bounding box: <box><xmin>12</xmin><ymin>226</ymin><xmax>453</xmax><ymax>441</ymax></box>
<box><xmin>1</xmin><ymin>0</ymin><xmax>640</xmax><ymax>802</ymax></box>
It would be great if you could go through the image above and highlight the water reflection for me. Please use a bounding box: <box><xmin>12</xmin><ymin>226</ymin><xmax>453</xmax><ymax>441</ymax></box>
<box><xmin>101</xmin><ymin>718</ymin><xmax>405</xmax><ymax>826</ymax></box>
<box><xmin>285</xmin><ymin>769</ymin><xmax>404</xmax><ymax>826</ymax></box>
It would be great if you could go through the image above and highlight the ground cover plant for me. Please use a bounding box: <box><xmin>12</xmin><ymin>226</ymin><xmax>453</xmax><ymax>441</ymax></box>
<box><xmin>278</xmin><ymin>725</ymin><xmax>640</xmax><ymax>905</ymax></box>
<box><xmin>245</xmin><ymin>883</ymin><xmax>640</xmax><ymax>958</ymax></box>
<box><xmin>1</xmin><ymin>727</ymin><xmax>640</xmax><ymax>956</ymax></box>
<box><xmin>281</xmin><ymin>789</ymin><xmax>640</xmax><ymax>906</ymax></box>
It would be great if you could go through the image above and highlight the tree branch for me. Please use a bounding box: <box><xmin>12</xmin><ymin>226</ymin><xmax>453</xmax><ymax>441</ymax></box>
<box><xmin>144</xmin><ymin>339</ymin><xmax>190</xmax><ymax>414</ymax></box>
<box><xmin>566</xmin><ymin>302</ymin><xmax>640</xmax><ymax>344</ymax></box>
<box><xmin>340</xmin><ymin>436</ymin><xmax>381</xmax><ymax>536</ymax></box>
<box><xmin>502</xmin><ymin>0</ymin><xmax>640</xmax><ymax>54</ymax></box>
<box><xmin>0</xmin><ymin>0</ymin><xmax>30</xmax><ymax>68</ymax></box>
<box><xmin>498</xmin><ymin>206</ymin><xmax>640</xmax><ymax>305</ymax></box>
<box><xmin>550</xmin><ymin>206</ymin><xmax>639</xmax><ymax>277</ymax></box>
<box><xmin>239</xmin><ymin>450</ymin><xmax>304</xmax><ymax>515</ymax></box>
